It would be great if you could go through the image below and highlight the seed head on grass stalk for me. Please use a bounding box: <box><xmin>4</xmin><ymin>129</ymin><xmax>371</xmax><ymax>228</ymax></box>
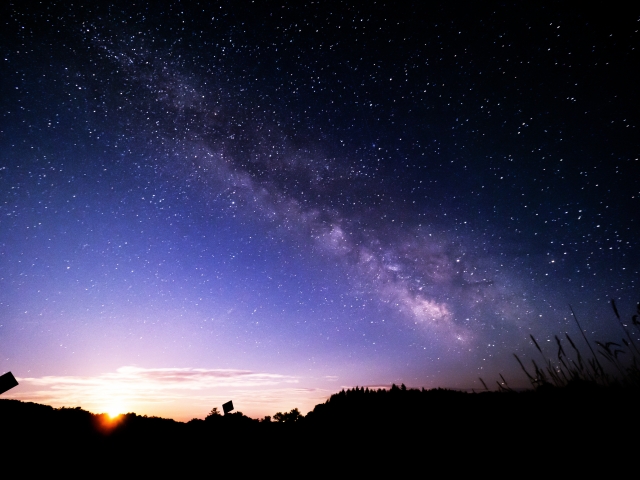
<box><xmin>514</xmin><ymin>354</ymin><xmax>536</xmax><ymax>386</ymax></box>
<box><xmin>565</xmin><ymin>333</ymin><xmax>589</xmax><ymax>379</ymax></box>
<box><xmin>555</xmin><ymin>335</ymin><xmax>566</xmax><ymax>361</ymax></box>
<box><xmin>530</xmin><ymin>335</ymin><xmax>545</xmax><ymax>359</ymax></box>
<box><xmin>569</xmin><ymin>305</ymin><xmax>605</xmax><ymax>377</ymax></box>
<box><xmin>531</xmin><ymin>359</ymin><xmax>550</xmax><ymax>387</ymax></box>
<box><xmin>610</xmin><ymin>299</ymin><xmax>640</xmax><ymax>356</ymax></box>
<box><xmin>555</xmin><ymin>335</ymin><xmax>575</xmax><ymax>383</ymax></box>
<box><xmin>498</xmin><ymin>374</ymin><xmax>514</xmax><ymax>392</ymax></box>
<box><xmin>479</xmin><ymin>377</ymin><xmax>489</xmax><ymax>391</ymax></box>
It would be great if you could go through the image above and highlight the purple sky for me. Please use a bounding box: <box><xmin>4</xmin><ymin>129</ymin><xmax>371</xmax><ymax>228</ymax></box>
<box><xmin>1</xmin><ymin>2</ymin><xmax>638</xmax><ymax>420</ymax></box>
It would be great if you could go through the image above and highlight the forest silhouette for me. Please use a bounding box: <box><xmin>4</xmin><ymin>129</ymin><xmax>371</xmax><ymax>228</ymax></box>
<box><xmin>2</xmin><ymin>382</ymin><xmax>637</xmax><ymax>472</ymax></box>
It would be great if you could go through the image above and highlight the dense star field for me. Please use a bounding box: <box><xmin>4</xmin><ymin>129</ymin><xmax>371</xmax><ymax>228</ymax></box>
<box><xmin>1</xmin><ymin>2</ymin><xmax>638</xmax><ymax>420</ymax></box>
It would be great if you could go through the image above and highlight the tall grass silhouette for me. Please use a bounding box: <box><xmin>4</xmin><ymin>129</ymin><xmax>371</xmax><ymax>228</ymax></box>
<box><xmin>507</xmin><ymin>300</ymin><xmax>640</xmax><ymax>390</ymax></box>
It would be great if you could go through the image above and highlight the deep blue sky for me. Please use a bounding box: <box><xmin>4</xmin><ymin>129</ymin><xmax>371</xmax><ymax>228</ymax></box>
<box><xmin>1</xmin><ymin>2</ymin><xmax>638</xmax><ymax>419</ymax></box>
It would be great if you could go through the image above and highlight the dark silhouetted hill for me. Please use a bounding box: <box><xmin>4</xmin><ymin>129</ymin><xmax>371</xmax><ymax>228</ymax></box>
<box><xmin>2</xmin><ymin>383</ymin><xmax>638</xmax><ymax>473</ymax></box>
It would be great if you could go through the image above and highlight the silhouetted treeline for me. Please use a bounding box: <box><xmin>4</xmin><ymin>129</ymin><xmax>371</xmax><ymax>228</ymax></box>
<box><xmin>308</xmin><ymin>381</ymin><xmax>640</xmax><ymax>437</ymax></box>
<box><xmin>3</xmin><ymin>381</ymin><xmax>638</xmax><ymax>472</ymax></box>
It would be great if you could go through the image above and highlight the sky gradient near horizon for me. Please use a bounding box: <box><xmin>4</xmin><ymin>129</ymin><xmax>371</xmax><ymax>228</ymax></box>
<box><xmin>1</xmin><ymin>2</ymin><xmax>638</xmax><ymax>420</ymax></box>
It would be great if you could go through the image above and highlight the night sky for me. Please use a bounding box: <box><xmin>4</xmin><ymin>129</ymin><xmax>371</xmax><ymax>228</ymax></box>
<box><xmin>1</xmin><ymin>2</ymin><xmax>638</xmax><ymax>420</ymax></box>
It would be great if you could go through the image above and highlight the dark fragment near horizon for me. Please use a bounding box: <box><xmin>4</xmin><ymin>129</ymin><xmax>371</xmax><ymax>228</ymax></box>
<box><xmin>0</xmin><ymin>372</ymin><xmax>18</xmax><ymax>395</ymax></box>
<box><xmin>222</xmin><ymin>400</ymin><xmax>234</xmax><ymax>415</ymax></box>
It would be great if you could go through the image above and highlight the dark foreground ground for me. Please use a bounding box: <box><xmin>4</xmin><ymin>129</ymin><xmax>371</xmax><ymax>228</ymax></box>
<box><xmin>2</xmin><ymin>384</ymin><xmax>638</xmax><ymax>474</ymax></box>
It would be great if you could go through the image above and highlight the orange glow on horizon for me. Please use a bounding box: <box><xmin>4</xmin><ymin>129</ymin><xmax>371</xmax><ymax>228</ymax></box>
<box><xmin>104</xmin><ymin>402</ymin><xmax>126</xmax><ymax>419</ymax></box>
<box><xmin>95</xmin><ymin>410</ymin><xmax>125</xmax><ymax>434</ymax></box>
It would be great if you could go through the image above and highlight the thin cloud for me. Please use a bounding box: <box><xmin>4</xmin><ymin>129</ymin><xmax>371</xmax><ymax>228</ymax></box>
<box><xmin>17</xmin><ymin>366</ymin><xmax>298</xmax><ymax>390</ymax></box>
<box><xmin>7</xmin><ymin>367</ymin><xmax>303</xmax><ymax>419</ymax></box>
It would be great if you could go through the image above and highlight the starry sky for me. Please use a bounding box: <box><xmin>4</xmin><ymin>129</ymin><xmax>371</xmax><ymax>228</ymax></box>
<box><xmin>1</xmin><ymin>2</ymin><xmax>638</xmax><ymax>420</ymax></box>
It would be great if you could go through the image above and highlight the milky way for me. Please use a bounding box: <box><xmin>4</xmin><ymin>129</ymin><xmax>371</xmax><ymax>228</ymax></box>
<box><xmin>1</xmin><ymin>2</ymin><xmax>638</xmax><ymax>418</ymax></box>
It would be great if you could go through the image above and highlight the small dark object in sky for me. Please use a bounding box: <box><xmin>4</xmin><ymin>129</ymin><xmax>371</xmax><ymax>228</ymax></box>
<box><xmin>0</xmin><ymin>372</ymin><xmax>18</xmax><ymax>395</ymax></box>
<box><xmin>222</xmin><ymin>401</ymin><xmax>234</xmax><ymax>415</ymax></box>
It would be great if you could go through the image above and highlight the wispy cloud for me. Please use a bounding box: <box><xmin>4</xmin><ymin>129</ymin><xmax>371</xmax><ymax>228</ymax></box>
<box><xmin>6</xmin><ymin>367</ymin><xmax>321</xmax><ymax>420</ymax></box>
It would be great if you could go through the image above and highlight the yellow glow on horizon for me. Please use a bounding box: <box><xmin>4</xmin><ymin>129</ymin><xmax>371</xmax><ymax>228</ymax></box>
<box><xmin>105</xmin><ymin>404</ymin><xmax>125</xmax><ymax>419</ymax></box>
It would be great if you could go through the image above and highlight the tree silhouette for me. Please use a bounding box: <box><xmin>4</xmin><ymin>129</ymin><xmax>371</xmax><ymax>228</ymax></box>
<box><xmin>206</xmin><ymin>407</ymin><xmax>221</xmax><ymax>418</ymax></box>
<box><xmin>273</xmin><ymin>408</ymin><xmax>302</xmax><ymax>423</ymax></box>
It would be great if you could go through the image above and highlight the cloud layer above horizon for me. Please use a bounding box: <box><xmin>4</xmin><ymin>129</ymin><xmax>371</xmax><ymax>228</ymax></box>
<box><xmin>8</xmin><ymin>366</ymin><xmax>326</xmax><ymax>420</ymax></box>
